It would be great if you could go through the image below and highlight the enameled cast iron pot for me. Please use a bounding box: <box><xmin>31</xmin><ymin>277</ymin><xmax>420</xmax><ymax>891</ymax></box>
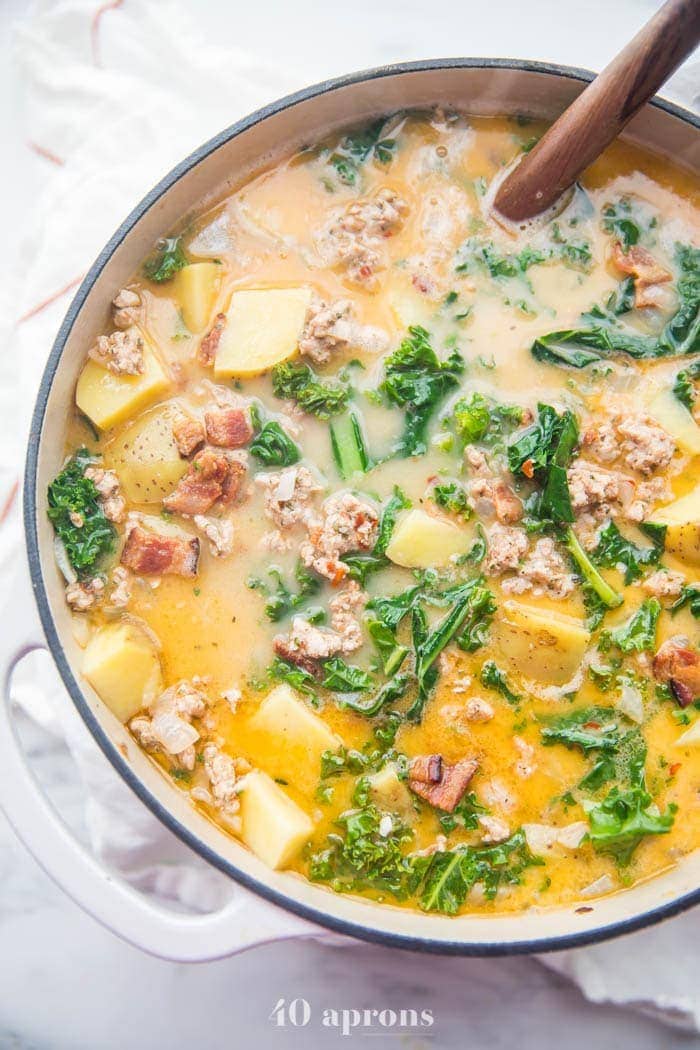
<box><xmin>3</xmin><ymin>59</ymin><xmax>700</xmax><ymax>962</ymax></box>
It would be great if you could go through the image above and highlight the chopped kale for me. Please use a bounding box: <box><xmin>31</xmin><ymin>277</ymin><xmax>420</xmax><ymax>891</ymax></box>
<box><xmin>451</xmin><ymin>392</ymin><xmax>525</xmax><ymax>449</ymax></box>
<box><xmin>251</xmin><ymin>561</ymin><xmax>320</xmax><ymax>622</ymax></box>
<box><xmin>564</xmin><ymin>528</ymin><xmax>623</xmax><ymax>610</ymax></box>
<box><xmin>143</xmin><ymin>236</ymin><xmax>188</xmax><ymax>282</ymax></box>
<box><xmin>591</xmin><ymin>521</ymin><xmax>666</xmax><ymax>585</ymax></box>
<box><xmin>327</xmin><ymin>118</ymin><xmax>398</xmax><ymax>186</ymax></box>
<box><xmin>381</xmin><ymin>326</ymin><xmax>464</xmax><ymax>457</ymax></box>
<box><xmin>670</xmin><ymin>584</ymin><xmax>700</xmax><ymax>618</ymax></box>
<box><xmin>322</xmin><ymin>658</ymin><xmax>374</xmax><ymax>693</ymax></box>
<box><xmin>250</xmin><ymin>421</ymin><xmax>301</xmax><ymax>467</ymax></box>
<box><xmin>268</xmin><ymin>657</ymin><xmax>317</xmax><ymax>696</ymax></box>
<box><xmin>338</xmin><ymin>673</ymin><xmax>411</xmax><ymax>717</ymax></box>
<box><xmin>432</xmin><ymin>480</ymin><xmax>471</xmax><ymax>519</ymax></box>
<box><xmin>419</xmin><ymin>830</ymin><xmax>542</xmax><ymax>914</ymax></box>
<box><xmin>47</xmin><ymin>449</ymin><xmax>116</xmax><ymax>578</ymax></box>
<box><xmin>479</xmin><ymin>661</ymin><xmax>521</xmax><ymax>706</ymax></box>
<box><xmin>584</xmin><ymin>784</ymin><xmax>676</xmax><ymax>866</ymax></box>
<box><xmin>330</xmin><ymin>411</ymin><xmax>370</xmax><ymax>479</ymax></box>
<box><xmin>601</xmin><ymin>197</ymin><xmax>640</xmax><ymax>250</ymax></box>
<box><xmin>673</xmin><ymin>358</ymin><xmax>700</xmax><ymax>410</ymax></box>
<box><xmin>272</xmin><ymin>361</ymin><xmax>349</xmax><ymax>419</ymax></box>
<box><xmin>532</xmin><ymin>244</ymin><xmax>700</xmax><ymax>367</ymax></box>
<box><xmin>599</xmin><ymin>598</ymin><xmax>662</xmax><ymax>654</ymax></box>
<box><xmin>507</xmin><ymin>404</ymin><xmax>578</xmax><ymax>523</ymax></box>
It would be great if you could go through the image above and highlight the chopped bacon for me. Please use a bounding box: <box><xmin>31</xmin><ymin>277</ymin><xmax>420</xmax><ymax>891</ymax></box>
<box><xmin>652</xmin><ymin>635</ymin><xmax>700</xmax><ymax>708</ymax></box>
<box><xmin>198</xmin><ymin>313</ymin><xmax>226</xmax><ymax>366</ymax></box>
<box><xmin>172</xmin><ymin>413</ymin><xmax>205</xmax><ymax>458</ymax></box>
<box><xmin>409</xmin><ymin>754</ymin><xmax>443</xmax><ymax>784</ymax></box>
<box><xmin>204</xmin><ymin>407</ymin><xmax>253</xmax><ymax>449</ymax></box>
<box><xmin>121</xmin><ymin>525</ymin><xmax>199</xmax><ymax>577</ymax></box>
<box><xmin>408</xmin><ymin>756</ymin><xmax>479</xmax><ymax>812</ymax></box>
<box><xmin>163</xmin><ymin>449</ymin><xmax>244</xmax><ymax>516</ymax></box>
<box><xmin>611</xmin><ymin>242</ymin><xmax>672</xmax><ymax>308</ymax></box>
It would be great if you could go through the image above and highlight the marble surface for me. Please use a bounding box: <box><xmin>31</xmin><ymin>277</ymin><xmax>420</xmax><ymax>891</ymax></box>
<box><xmin>2</xmin><ymin>1</ymin><xmax>700</xmax><ymax>1047</ymax></box>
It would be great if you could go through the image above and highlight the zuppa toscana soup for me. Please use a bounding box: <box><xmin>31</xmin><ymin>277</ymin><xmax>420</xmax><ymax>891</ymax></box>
<box><xmin>46</xmin><ymin>111</ymin><xmax>700</xmax><ymax>916</ymax></box>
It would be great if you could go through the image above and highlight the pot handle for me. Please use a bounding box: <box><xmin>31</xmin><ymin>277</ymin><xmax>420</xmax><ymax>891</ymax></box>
<box><xmin>0</xmin><ymin>584</ymin><xmax>318</xmax><ymax>961</ymax></box>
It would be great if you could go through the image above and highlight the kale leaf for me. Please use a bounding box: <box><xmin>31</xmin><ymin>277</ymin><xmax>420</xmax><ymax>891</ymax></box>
<box><xmin>532</xmin><ymin>244</ymin><xmax>700</xmax><ymax>367</ymax></box>
<box><xmin>541</xmin><ymin>706</ymin><xmax>622</xmax><ymax>755</ymax></box>
<box><xmin>564</xmin><ymin>528</ymin><xmax>623</xmax><ymax>611</ymax></box>
<box><xmin>250</xmin><ymin>421</ymin><xmax>301</xmax><ymax>467</ymax></box>
<box><xmin>507</xmin><ymin>403</ymin><xmax>579</xmax><ymax>523</ymax></box>
<box><xmin>381</xmin><ymin>326</ymin><xmax>464</xmax><ymax>457</ymax></box>
<box><xmin>670</xmin><ymin>584</ymin><xmax>700</xmax><ymax>618</ymax></box>
<box><xmin>330</xmin><ymin>411</ymin><xmax>370</xmax><ymax>479</ymax></box>
<box><xmin>321</xmin><ymin>658</ymin><xmax>374</xmax><ymax>693</ymax></box>
<box><xmin>452</xmin><ymin>391</ymin><xmax>525</xmax><ymax>449</ymax></box>
<box><xmin>419</xmin><ymin>830</ymin><xmax>542</xmax><ymax>914</ymax></box>
<box><xmin>601</xmin><ymin>197</ymin><xmax>640</xmax><ymax>250</ymax></box>
<box><xmin>591</xmin><ymin>521</ymin><xmax>666</xmax><ymax>585</ymax></box>
<box><xmin>309</xmin><ymin>803</ymin><xmax>418</xmax><ymax>899</ymax></box>
<box><xmin>272</xmin><ymin>361</ymin><xmax>349</xmax><ymax>418</ymax></box>
<box><xmin>143</xmin><ymin>237</ymin><xmax>188</xmax><ymax>282</ymax></box>
<box><xmin>673</xmin><ymin>358</ymin><xmax>700</xmax><ymax>410</ymax></box>
<box><xmin>599</xmin><ymin>598</ymin><xmax>661</xmax><ymax>654</ymax></box>
<box><xmin>432</xmin><ymin>480</ymin><xmax>472</xmax><ymax>519</ymax></box>
<box><xmin>584</xmin><ymin>784</ymin><xmax>676</xmax><ymax>866</ymax></box>
<box><xmin>47</xmin><ymin>450</ymin><xmax>116</xmax><ymax>578</ymax></box>
<box><xmin>328</xmin><ymin>118</ymin><xmax>397</xmax><ymax>186</ymax></box>
<box><xmin>479</xmin><ymin>661</ymin><xmax>521</xmax><ymax>706</ymax></box>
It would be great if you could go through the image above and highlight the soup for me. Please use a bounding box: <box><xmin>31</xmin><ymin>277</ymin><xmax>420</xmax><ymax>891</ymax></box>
<box><xmin>46</xmin><ymin>111</ymin><xmax>700</xmax><ymax>916</ymax></box>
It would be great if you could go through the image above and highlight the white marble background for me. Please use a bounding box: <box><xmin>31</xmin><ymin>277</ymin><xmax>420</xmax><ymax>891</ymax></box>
<box><xmin>1</xmin><ymin>1</ymin><xmax>700</xmax><ymax>1047</ymax></box>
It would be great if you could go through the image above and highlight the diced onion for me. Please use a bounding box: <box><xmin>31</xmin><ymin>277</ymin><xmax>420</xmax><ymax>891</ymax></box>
<box><xmin>522</xmin><ymin>823</ymin><xmax>558</xmax><ymax>854</ymax></box>
<box><xmin>53</xmin><ymin>536</ymin><xmax>77</xmax><ymax>584</ymax></box>
<box><xmin>617</xmin><ymin>681</ymin><xmax>644</xmax><ymax>724</ymax></box>
<box><xmin>150</xmin><ymin>711</ymin><xmax>199</xmax><ymax>756</ymax></box>
<box><xmin>581</xmin><ymin>873</ymin><xmax>615</xmax><ymax>898</ymax></box>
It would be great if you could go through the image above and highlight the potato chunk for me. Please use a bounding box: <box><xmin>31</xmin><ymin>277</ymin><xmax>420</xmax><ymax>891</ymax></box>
<box><xmin>173</xmin><ymin>262</ymin><xmax>221</xmax><ymax>332</ymax></box>
<box><xmin>248</xmin><ymin>684</ymin><xmax>341</xmax><ymax>791</ymax></box>
<box><xmin>214</xmin><ymin>287</ymin><xmax>312</xmax><ymax>378</ymax></box>
<box><xmin>649</xmin><ymin>389</ymin><xmax>700</xmax><ymax>456</ymax></box>
<box><xmin>240</xmin><ymin>771</ymin><xmax>314</xmax><ymax>870</ymax></box>
<box><xmin>106</xmin><ymin>402</ymin><xmax>189</xmax><ymax>503</ymax></box>
<box><xmin>367</xmin><ymin>764</ymin><xmax>414</xmax><ymax>819</ymax></box>
<box><xmin>82</xmin><ymin>622</ymin><xmax>162</xmax><ymax>723</ymax></box>
<box><xmin>76</xmin><ymin>340</ymin><xmax>170</xmax><ymax>431</ymax></box>
<box><xmin>385</xmin><ymin>509</ymin><xmax>470</xmax><ymax>568</ymax></box>
<box><xmin>493</xmin><ymin>601</ymin><xmax>590</xmax><ymax>686</ymax></box>
<box><xmin>675</xmin><ymin>721</ymin><xmax>700</xmax><ymax>748</ymax></box>
<box><xmin>649</xmin><ymin>486</ymin><xmax>700</xmax><ymax>565</ymax></box>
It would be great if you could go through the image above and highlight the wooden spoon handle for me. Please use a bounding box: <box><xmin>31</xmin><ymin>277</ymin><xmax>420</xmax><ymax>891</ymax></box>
<box><xmin>494</xmin><ymin>0</ymin><xmax>700</xmax><ymax>223</ymax></box>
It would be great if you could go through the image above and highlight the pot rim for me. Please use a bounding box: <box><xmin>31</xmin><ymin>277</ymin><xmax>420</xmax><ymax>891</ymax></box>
<box><xmin>24</xmin><ymin>56</ymin><xmax>700</xmax><ymax>956</ymax></box>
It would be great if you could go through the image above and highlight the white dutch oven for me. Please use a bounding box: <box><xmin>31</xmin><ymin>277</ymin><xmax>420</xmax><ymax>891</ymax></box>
<box><xmin>2</xmin><ymin>59</ymin><xmax>699</xmax><ymax>962</ymax></box>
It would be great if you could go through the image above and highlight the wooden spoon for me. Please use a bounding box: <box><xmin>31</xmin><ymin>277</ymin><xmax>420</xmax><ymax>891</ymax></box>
<box><xmin>494</xmin><ymin>0</ymin><xmax>700</xmax><ymax>223</ymax></box>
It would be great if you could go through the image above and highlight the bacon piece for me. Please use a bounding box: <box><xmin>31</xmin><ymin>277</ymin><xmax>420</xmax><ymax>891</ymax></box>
<box><xmin>653</xmin><ymin>635</ymin><xmax>700</xmax><ymax>708</ymax></box>
<box><xmin>409</xmin><ymin>754</ymin><xmax>443</xmax><ymax>784</ymax></box>
<box><xmin>163</xmin><ymin>449</ymin><xmax>243</xmax><ymax>516</ymax></box>
<box><xmin>408</xmin><ymin>756</ymin><xmax>479</xmax><ymax>812</ymax></box>
<box><xmin>172</xmin><ymin>413</ymin><xmax>205</xmax><ymax>458</ymax></box>
<box><xmin>198</xmin><ymin>313</ymin><xmax>226</xmax><ymax>366</ymax></box>
<box><xmin>611</xmin><ymin>242</ymin><xmax>672</xmax><ymax>308</ymax></box>
<box><xmin>121</xmin><ymin>525</ymin><xmax>199</xmax><ymax>577</ymax></box>
<box><xmin>204</xmin><ymin>407</ymin><xmax>253</xmax><ymax>449</ymax></box>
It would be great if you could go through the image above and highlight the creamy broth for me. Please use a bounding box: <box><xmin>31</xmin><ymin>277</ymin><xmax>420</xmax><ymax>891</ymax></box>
<box><xmin>50</xmin><ymin>112</ymin><xmax>700</xmax><ymax>916</ymax></box>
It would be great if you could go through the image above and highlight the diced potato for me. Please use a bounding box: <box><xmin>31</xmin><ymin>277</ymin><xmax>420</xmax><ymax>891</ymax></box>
<box><xmin>240</xmin><ymin>771</ymin><xmax>314</xmax><ymax>870</ymax></box>
<box><xmin>493</xmin><ymin>601</ymin><xmax>590</xmax><ymax>686</ymax></box>
<box><xmin>76</xmin><ymin>340</ymin><xmax>171</xmax><ymax>431</ymax></box>
<box><xmin>385</xmin><ymin>509</ymin><xmax>470</xmax><ymax>568</ymax></box>
<box><xmin>248</xmin><ymin>684</ymin><xmax>341</xmax><ymax>790</ymax></box>
<box><xmin>173</xmin><ymin>262</ymin><xmax>221</xmax><ymax>332</ymax></box>
<box><xmin>214</xmin><ymin>287</ymin><xmax>312</xmax><ymax>378</ymax></box>
<box><xmin>674</xmin><ymin>720</ymin><xmax>700</xmax><ymax>748</ymax></box>
<box><xmin>649</xmin><ymin>389</ymin><xmax>700</xmax><ymax>456</ymax></box>
<box><xmin>367</xmin><ymin>764</ymin><xmax>414</xmax><ymax>819</ymax></box>
<box><xmin>106</xmin><ymin>402</ymin><xmax>189</xmax><ymax>503</ymax></box>
<box><xmin>649</xmin><ymin>486</ymin><xmax>700</xmax><ymax>565</ymax></box>
<box><xmin>82</xmin><ymin>623</ymin><xmax>162</xmax><ymax>723</ymax></box>
<box><xmin>386</xmin><ymin>279</ymin><xmax>434</xmax><ymax>329</ymax></box>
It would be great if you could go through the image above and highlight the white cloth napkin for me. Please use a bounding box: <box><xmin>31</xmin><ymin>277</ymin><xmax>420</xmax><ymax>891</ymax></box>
<box><xmin>4</xmin><ymin>0</ymin><xmax>700</xmax><ymax>1031</ymax></box>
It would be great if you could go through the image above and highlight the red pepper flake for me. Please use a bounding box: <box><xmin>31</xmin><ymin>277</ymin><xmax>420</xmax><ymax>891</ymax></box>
<box><xmin>521</xmin><ymin>458</ymin><xmax>535</xmax><ymax>479</ymax></box>
<box><xmin>584</xmin><ymin>722</ymin><xmax>601</xmax><ymax>730</ymax></box>
<box><xmin>669</xmin><ymin>763</ymin><xmax>682</xmax><ymax>777</ymax></box>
